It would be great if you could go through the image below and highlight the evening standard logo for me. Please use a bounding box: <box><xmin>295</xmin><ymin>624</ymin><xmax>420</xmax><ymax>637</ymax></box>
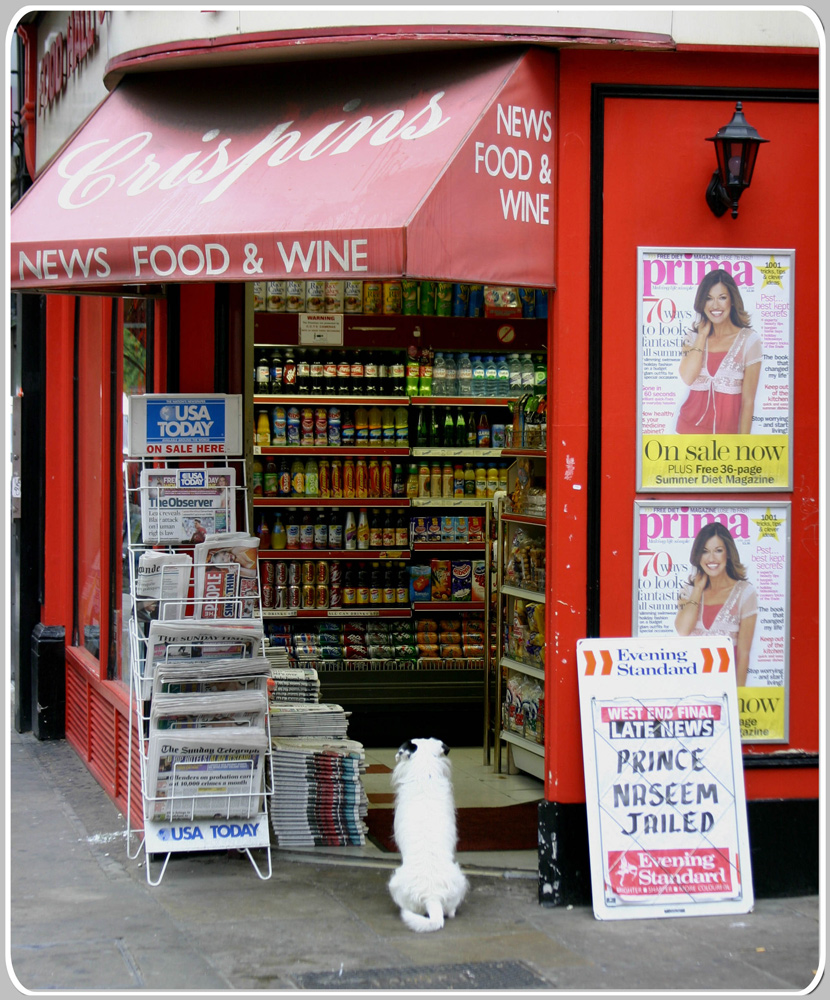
<box><xmin>583</xmin><ymin>647</ymin><xmax>710</xmax><ymax>677</ymax></box>
<box><xmin>146</xmin><ymin>402</ymin><xmax>225</xmax><ymax>443</ymax></box>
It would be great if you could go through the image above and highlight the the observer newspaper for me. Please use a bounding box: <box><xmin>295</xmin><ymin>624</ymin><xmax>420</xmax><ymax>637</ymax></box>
<box><xmin>637</xmin><ymin>247</ymin><xmax>794</xmax><ymax>491</ymax></box>
<box><xmin>139</xmin><ymin>467</ymin><xmax>237</xmax><ymax>544</ymax></box>
<box><xmin>633</xmin><ymin>501</ymin><xmax>790</xmax><ymax>742</ymax></box>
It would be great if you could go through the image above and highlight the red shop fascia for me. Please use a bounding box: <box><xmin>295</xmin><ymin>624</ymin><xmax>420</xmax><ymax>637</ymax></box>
<box><xmin>10</xmin><ymin>20</ymin><xmax>820</xmax><ymax>904</ymax></box>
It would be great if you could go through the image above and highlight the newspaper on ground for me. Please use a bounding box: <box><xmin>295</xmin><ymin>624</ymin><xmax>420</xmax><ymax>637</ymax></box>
<box><xmin>139</xmin><ymin>467</ymin><xmax>237</xmax><ymax>544</ymax></box>
<box><xmin>193</xmin><ymin>533</ymin><xmax>260</xmax><ymax>619</ymax></box>
<box><xmin>145</xmin><ymin>727</ymin><xmax>268</xmax><ymax>821</ymax></box>
<box><xmin>269</xmin><ymin>736</ymin><xmax>367</xmax><ymax>846</ymax></box>
<box><xmin>134</xmin><ymin>550</ymin><xmax>193</xmax><ymax>623</ymax></box>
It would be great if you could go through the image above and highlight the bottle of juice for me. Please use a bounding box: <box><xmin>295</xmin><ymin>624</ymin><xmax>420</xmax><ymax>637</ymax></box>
<box><xmin>357</xmin><ymin>507</ymin><xmax>370</xmax><ymax>550</ymax></box>
<box><xmin>453</xmin><ymin>463</ymin><xmax>465</xmax><ymax>498</ymax></box>
<box><xmin>290</xmin><ymin>458</ymin><xmax>305</xmax><ymax>496</ymax></box>
<box><xmin>464</xmin><ymin>462</ymin><xmax>476</xmax><ymax>496</ymax></box>
<box><xmin>256</xmin><ymin>408</ymin><xmax>271</xmax><ymax>446</ymax></box>
<box><xmin>343</xmin><ymin>509</ymin><xmax>357</xmax><ymax>550</ymax></box>
<box><xmin>271</xmin><ymin>511</ymin><xmax>287</xmax><ymax>550</ymax></box>
<box><xmin>285</xmin><ymin>508</ymin><xmax>300</xmax><ymax>550</ymax></box>
<box><xmin>252</xmin><ymin>458</ymin><xmax>264</xmax><ymax>496</ymax></box>
<box><xmin>406</xmin><ymin>463</ymin><xmax>420</xmax><ymax>499</ymax></box>
<box><xmin>430</xmin><ymin>462</ymin><xmax>442</xmax><ymax>498</ymax></box>
<box><xmin>442</xmin><ymin>462</ymin><xmax>454</xmax><ymax>498</ymax></box>
<box><xmin>486</xmin><ymin>464</ymin><xmax>499</xmax><ymax>498</ymax></box>
<box><xmin>475</xmin><ymin>462</ymin><xmax>487</xmax><ymax>498</ymax></box>
<box><xmin>368</xmin><ymin>406</ymin><xmax>382</xmax><ymax>446</ymax></box>
<box><xmin>304</xmin><ymin>457</ymin><xmax>319</xmax><ymax>497</ymax></box>
<box><xmin>264</xmin><ymin>460</ymin><xmax>278</xmax><ymax>497</ymax></box>
<box><xmin>354</xmin><ymin>406</ymin><xmax>369</xmax><ymax>446</ymax></box>
<box><xmin>418</xmin><ymin>461</ymin><xmax>431</xmax><ymax>498</ymax></box>
<box><xmin>395</xmin><ymin>406</ymin><xmax>409</xmax><ymax>446</ymax></box>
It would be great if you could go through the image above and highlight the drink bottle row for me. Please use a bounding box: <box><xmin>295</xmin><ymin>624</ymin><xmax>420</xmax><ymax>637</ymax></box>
<box><xmin>256</xmin><ymin>507</ymin><xmax>487</xmax><ymax>552</ymax></box>
<box><xmin>256</xmin><ymin>507</ymin><xmax>409</xmax><ymax>552</ymax></box>
<box><xmin>253</xmin><ymin>455</ymin><xmax>410</xmax><ymax>499</ymax></box>
<box><xmin>253</xmin><ymin>346</ymin><xmax>546</xmax><ymax>399</ymax></box>
<box><xmin>255</xmin><ymin>404</ymin><xmax>409</xmax><ymax>449</ymax></box>
<box><xmin>414</xmin><ymin>407</ymin><xmax>505</xmax><ymax>449</ymax></box>
<box><xmin>260</xmin><ymin>558</ymin><xmax>410</xmax><ymax>611</ymax></box>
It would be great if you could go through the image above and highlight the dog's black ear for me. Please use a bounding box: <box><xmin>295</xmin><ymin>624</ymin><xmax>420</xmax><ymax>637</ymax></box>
<box><xmin>398</xmin><ymin>739</ymin><xmax>418</xmax><ymax>757</ymax></box>
<box><xmin>441</xmin><ymin>742</ymin><xmax>450</xmax><ymax>756</ymax></box>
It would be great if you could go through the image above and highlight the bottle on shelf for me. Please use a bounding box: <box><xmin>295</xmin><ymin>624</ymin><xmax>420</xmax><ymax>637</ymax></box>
<box><xmin>255</xmin><ymin>351</ymin><xmax>271</xmax><ymax>394</ymax></box>
<box><xmin>271</xmin><ymin>404</ymin><xmax>287</xmax><ymax>446</ymax></box>
<box><xmin>397</xmin><ymin>561</ymin><xmax>410</xmax><ymax>605</ymax></box>
<box><xmin>368</xmin><ymin>406</ymin><xmax>382</xmax><ymax>447</ymax></box>
<box><xmin>443</xmin><ymin>408</ymin><xmax>455</xmax><ymax>448</ymax></box>
<box><xmin>350</xmin><ymin>350</ymin><xmax>365</xmax><ymax>394</ymax></box>
<box><xmin>256</xmin><ymin>513</ymin><xmax>270</xmax><ymax>549</ymax></box>
<box><xmin>285</xmin><ymin>508</ymin><xmax>300</xmax><ymax>550</ymax></box>
<box><xmin>264</xmin><ymin>460</ymin><xmax>278</xmax><ymax>497</ymax></box>
<box><xmin>299</xmin><ymin>510</ymin><xmax>314</xmax><ymax>550</ymax></box>
<box><xmin>507</xmin><ymin>353</ymin><xmax>523</xmax><ymax>397</ymax></box>
<box><xmin>453</xmin><ymin>462</ymin><xmax>465</xmax><ymax>498</ymax></box>
<box><xmin>471</xmin><ymin>354</ymin><xmax>485</xmax><ymax>397</ymax></box>
<box><xmin>283</xmin><ymin>349</ymin><xmax>297</xmax><ymax>393</ymax></box>
<box><xmin>487</xmin><ymin>464</ymin><xmax>499</xmax><ymax>498</ymax></box>
<box><xmin>395</xmin><ymin>405</ymin><xmax>409</xmax><ymax>446</ymax></box>
<box><xmin>300</xmin><ymin>406</ymin><xmax>314</xmax><ymax>447</ymax></box>
<box><xmin>429</xmin><ymin>406</ymin><xmax>441</xmax><ymax>447</ymax></box>
<box><xmin>357</xmin><ymin>507</ymin><xmax>370</xmax><ymax>550</ymax></box>
<box><xmin>418</xmin><ymin>460</ymin><xmax>431</xmax><ymax>498</ymax></box>
<box><xmin>496</xmin><ymin>354</ymin><xmax>510</xmax><ymax>397</ymax></box>
<box><xmin>314</xmin><ymin>508</ymin><xmax>328</xmax><ymax>549</ymax></box>
<box><xmin>256</xmin><ymin>408</ymin><xmax>271</xmax><ymax>446</ymax></box>
<box><xmin>477</xmin><ymin>411</ymin><xmax>491</xmax><ymax>448</ymax></box>
<box><xmin>323</xmin><ymin>349</ymin><xmax>337</xmax><ymax>394</ymax></box>
<box><xmin>442</xmin><ymin>461</ymin><xmax>454</xmax><ymax>498</ymax></box>
<box><xmin>455</xmin><ymin>408</ymin><xmax>467</xmax><ymax>447</ymax></box>
<box><xmin>369</xmin><ymin>508</ymin><xmax>383</xmax><ymax>548</ymax></box>
<box><xmin>383</xmin><ymin>564</ymin><xmax>396</xmax><ymax>605</ymax></box>
<box><xmin>314</xmin><ymin>406</ymin><xmax>328</xmax><ymax>447</ymax></box>
<box><xmin>363</xmin><ymin>352</ymin><xmax>378</xmax><ymax>395</ymax></box>
<box><xmin>337</xmin><ymin>351</ymin><xmax>351</xmax><ymax>395</ymax></box>
<box><xmin>343</xmin><ymin>458</ymin><xmax>356</xmax><ymax>498</ymax></box>
<box><xmin>390</xmin><ymin>352</ymin><xmax>406</xmax><ymax>396</ymax></box>
<box><xmin>534</xmin><ymin>354</ymin><xmax>547</xmax><ymax>391</ymax></box>
<box><xmin>341</xmin><ymin>407</ymin><xmax>355</xmax><ymax>447</ymax></box>
<box><xmin>418</xmin><ymin>347</ymin><xmax>433</xmax><ymax>396</ymax></box>
<box><xmin>393</xmin><ymin>462</ymin><xmax>406</xmax><ymax>498</ymax></box>
<box><xmin>382</xmin><ymin>509</ymin><xmax>396</xmax><ymax>548</ymax></box>
<box><xmin>290</xmin><ymin>458</ymin><xmax>305</xmax><ymax>496</ymax></box>
<box><xmin>475</xmin><ymin>462</ymin><xmax>487</xmax><ymax>498</ymax></box>
<box><xmin>344</xmin><ymin>509</ymin><xmax>357</xmax><ymax>550</ymax></box>
<box><xmin>484</xmin><ymin>355</ymin><xmax>498</xmax><ymax>397</ymax></box>
<box><xmin>498</xmin><ymin>463</ymin><xmax>509</xmax><ymax>494</ymax></box>
<box><xmin>328</xmin><ymin>508</ymin><xmax>343</xmax><ymax>549</ymax></box>
<box><xmin>369</xmin><ymin>562</ymin><xmax>383</xmax><ymax>605</ymax></box>
<box><xmin>381</xmin><ymin>407</ymin><xmax>396</xmax><ymax>445</ymax></box>
<box><xmin>416</xmin><ymin>407</ymin><xmax>429</xmax><ymax>447</ymax></box>
<box><xmin>377</xmin><ymin>352</ymin><xmax>389</xmax><ymax>395</ymax></box>
<box><xmin>271</xmin><ymin>510</ymin><xmax>287</xmax><ymax>550</ymax></box>
<box><xmin>395</xmin><ymin>510</ymin><xmax>408</xmax><ymax>547</ymax></box>
<box><xmin>343</xmin><ymin>563</ymin><xmax>356</xmax><ymax>606</ymax></box>
<box><xmin>464</xmin><ymin>462</ymin><xmax>476</xmax><ymax>496</ymax></box>
<box><xmin>457</xmin><ymin>352</ymin><xmax>472</xmax><ymax>397</ymax></box>
<box><xmin>277</xmin><ymin>458</ymin><xmax>291</xmax><ymax>496</ymax></box>
<box><xmin>295</xmin><ymin>350</ymin><xmax>310</xmax><ymax>394</ymax></box>
<box><xmin>355</xmin><ymin>458</ymin><xmax>368</xmax><ymax>498</ymax></box>
<box><xmin>443</xmin><ymin>351</ymin><xmax>457</xmax><ymax>397</ymax></box>
<box><xmin>432</xmin><ymin>352</ymin><xmax>446</xmax><ymax>397</ymax></box>
<box><xmin>269</xmin><ymin>349</ymin><xmax>283</xmax><ymax>394</ymax></box>
<box><xmin>304</xmin><ymin>457</ymin><xmax>319</xmax><ymax>497</ymax></box>
<box><xmin>406</xmin><ymin>463</ymin><xmax>419</xmax><ymax>499</ymax></box>
<box><xmin>466</xmin><ymin>411</ymin><xmax>477</xmax><ymax>447</ymax></box>
<box><xmin>430</xmin><ymin>461</ymin><xmax>442</xmax><ymax>498</ymax></box>
<box><xmin>310</xmin><ymin>349</ymin><xmax>324</xmax><ymax>393</ymax></box>
<box><xmin>521</xmin><ymin>353</ymin><xmax>535</xmax><ymax>391</ymax></box>
<box><xmin>354</xmin><ymin>406</ymin><xmax>369</xmax><ymax>446</ymax></box>
<box><xmin>252</xmin><ymin>458</ymin><xmax>264</xmax><ymax>496</ymax></box>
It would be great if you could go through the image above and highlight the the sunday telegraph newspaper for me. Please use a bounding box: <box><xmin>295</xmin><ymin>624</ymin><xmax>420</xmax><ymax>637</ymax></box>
<box><xmin>193</xmin><ymin>533</ymin><xmax>260</xmax><ymax>620</ymax></box>
<box><xmin>139</xmin><ymin>467</ymin><xmax>237</xmax><ymax>544</ymax></box>
<box><xmin>145</xmin><ymin>728</ymin><xmax>268</xmax><ymax>821</ymax></box>
<box><xmin>633</xmin><ymin>501</ymin><xmax>790</xmax><ymax>742</ymax></box>
<box><xmin>142</xmin><ymin>619</ymin><xmax>263</xmax><ymax>700</ymax></box>
<box><xmin>637</xmin><ymin>248</ymin><xmax>794</xmax><ymax>491</ymax></box>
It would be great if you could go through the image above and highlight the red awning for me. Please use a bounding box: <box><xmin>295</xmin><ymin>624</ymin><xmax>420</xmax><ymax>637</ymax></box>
<box><xmin>10</xmin><ymin>47</ymin><xmax>555</xmax><ymax>292</ymax></box>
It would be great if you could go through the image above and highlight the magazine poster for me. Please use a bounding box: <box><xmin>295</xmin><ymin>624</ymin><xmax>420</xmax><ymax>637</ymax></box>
<box><xmin>633</xmin><ymin>501</ymin><xmax>790</xmax><ymax>743</ymax></box>
<box><xmin>637</xmin><ymin>248</ymin><xmax>794</xmax><ymax>491</ymax></box>
<box><xmin>576</xmin><ymin>636</ymin><xmax>753</xmax><ymax>921</ymax></box>
<box><xmin>139</xmin><ymin>467</ymin><xmax>236</xmax><ymax>544</ymax></box>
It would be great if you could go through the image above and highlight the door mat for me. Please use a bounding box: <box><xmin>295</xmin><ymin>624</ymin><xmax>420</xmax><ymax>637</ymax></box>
<box><xmin>365</xmin><ymin>800</ymin><xmax>540</xmax><ymax>852</ymax></box>
<box><xmin>294</xmin><ymin>959</ymin><xmax>551</xmax><ymax>990</ymax></box>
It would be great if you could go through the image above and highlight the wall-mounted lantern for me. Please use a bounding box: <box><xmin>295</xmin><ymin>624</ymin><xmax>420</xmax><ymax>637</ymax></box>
<box><xmin>705</xmin><ymin>102</ymin><xmax>769</xmax><ymax>219</ymax></box>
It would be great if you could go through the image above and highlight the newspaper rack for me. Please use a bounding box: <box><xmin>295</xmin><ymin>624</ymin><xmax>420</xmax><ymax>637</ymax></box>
<box><xmin>124</xmin><ymin>449</ymin><xmax>273</xmax><ymax>886</ymax></box>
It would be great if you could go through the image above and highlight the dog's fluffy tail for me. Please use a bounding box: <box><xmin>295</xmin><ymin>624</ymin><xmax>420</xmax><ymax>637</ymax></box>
<box><xmin>400</xmin><ymin>899</ymin><xmax>444</xmax><ymax>933</ymax></box>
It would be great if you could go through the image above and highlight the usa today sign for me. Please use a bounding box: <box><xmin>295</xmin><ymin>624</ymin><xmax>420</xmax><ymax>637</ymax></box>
<box><xmin>576</xmin><ymin>636</ymin><xmax>753</xmax><ymax>921</ymax></box>
<box><xmin>128</xmin><ymin>394</ymin><xmax>243</xmax><ymax>457</ymax></box>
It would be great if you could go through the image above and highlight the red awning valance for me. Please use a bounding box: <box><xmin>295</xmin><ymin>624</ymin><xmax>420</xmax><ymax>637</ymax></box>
<box><xmin>11</xmin><ymin>47</ymin><xmax>556</xmax><ymax>292</ymax></box>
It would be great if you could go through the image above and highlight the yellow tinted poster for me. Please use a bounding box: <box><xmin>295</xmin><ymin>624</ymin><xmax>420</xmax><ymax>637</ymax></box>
<box><xmin>637</xmin><ymin>248</ymin><xmax>794</xmax><ymax>491</ymax></box>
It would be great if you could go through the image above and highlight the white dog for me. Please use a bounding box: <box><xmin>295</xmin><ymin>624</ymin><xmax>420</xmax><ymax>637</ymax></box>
<box><xmin>387</xmin><ymin>738</ymin><xmax>469</xmax><ymax>932</ymax></box>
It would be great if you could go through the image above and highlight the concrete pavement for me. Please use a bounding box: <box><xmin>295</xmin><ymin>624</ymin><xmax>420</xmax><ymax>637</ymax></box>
<box><xmin>6</xmin><ymin>727</ymin><xmax>823</xmax><ymax>994</ymax></box>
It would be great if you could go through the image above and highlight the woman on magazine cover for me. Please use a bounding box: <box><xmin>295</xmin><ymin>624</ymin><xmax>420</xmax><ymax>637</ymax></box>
<box><xmin>675</xmin><ymin>269</ymin><xmax>763</xmax><ymax>435</ymax></box>
<box><xmin>675</xmin><ymin>522</ymin><xmax>757</xmax><ymax>686</ymax></box>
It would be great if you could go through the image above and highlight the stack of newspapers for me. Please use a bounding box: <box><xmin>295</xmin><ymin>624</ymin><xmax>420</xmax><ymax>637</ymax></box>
<box><xmin>144</xmin><ymin>654</ymin><xmax>270</xmax><ymax>823</ymax></box>
<box><xmin>269</xmin><ymin>737</ymin><xmax>367</xmax><ymax>847</ymax></box>
<box><xmin>268</xmin><ymin>667</ymin><xmax>321</xmax><ymax>704</ymax></box>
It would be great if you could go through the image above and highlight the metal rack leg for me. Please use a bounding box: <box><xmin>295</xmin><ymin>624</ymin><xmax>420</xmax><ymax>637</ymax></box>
<box><xmin>145</xmin><ymin>849</ymin><xmax>172</xmax><ymax>887</ymax></box>
<box><xmin>241</xmin><ymin>847</ymin><xmax>273</xmax><ymax>881</ymax></box>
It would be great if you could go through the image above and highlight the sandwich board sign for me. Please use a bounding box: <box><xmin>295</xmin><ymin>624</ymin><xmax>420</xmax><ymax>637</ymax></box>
<box><xmin>576</xmin><ymin>636</ymin><xmax>754</xmax><ymax>921</ymax></box>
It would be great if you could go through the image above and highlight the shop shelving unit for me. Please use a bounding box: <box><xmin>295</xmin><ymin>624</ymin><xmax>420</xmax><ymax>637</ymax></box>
<box><xmin>493</xmin><ymin>461</ymin><xmax>547</xmax><ymax>779</ymax></box>
<box><xmin>124</xmin><ymin>449</ymin><xmax>273</xmax><ymax>886</ymax></box>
